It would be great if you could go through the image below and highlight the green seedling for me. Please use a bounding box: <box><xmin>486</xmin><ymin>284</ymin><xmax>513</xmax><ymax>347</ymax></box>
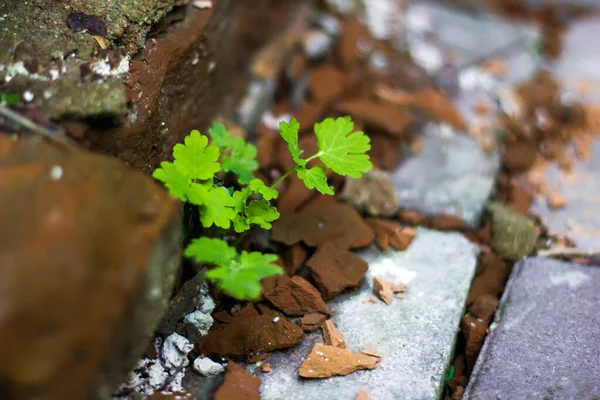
<box><xmin>153</xmin><ymin>116</ymin><xmax>372</xmax><ymax>300</ymax></box>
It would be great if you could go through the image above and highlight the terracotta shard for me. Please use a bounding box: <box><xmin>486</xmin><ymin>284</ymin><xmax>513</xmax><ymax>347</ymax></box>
<box><xmin>148</xmin><ymin>391</ymin><xmax>194</xmax><ymax>399</ymax></box>
<box><xmin>373</xmin><ymin>277</ymin><xmax>394</xmax><ymax>305</ymax></box>
<box><xmin>263</xmin><ymin>276</ymin><xmax>331</xmax><ymax>317</ymax></box>
<box><xmin>337</xmin><ymin>16</ymin><xmax>363</xmax><ymax>70</ymax></box>
<box><xmin>460</xmin><ymin>316</ymin><xmax>487</xmax><ymax>373</ymax></box>
<box><xmin>283</xmin><ymin>243</ymin><xmax>308</xmax><ymax>275</ymax></box>
<box><xmin>300</xmin><ymin>313</ymin><xmax>328</xmax><ymax>332</ymax></box>
<box><xmin>247</xmin><ymin>352</ymin><xmax>270</xmax><ymax>364</ymax></box>
<box><xmin>214</xmin><ymin>361</ymin><xmax>261</xmax><ymax>400</ymax></box>
<box><xmin>335</xmin><ymin>98</ymin><xmax>415</xmax><ymax>137</ymax></box>
<box><xmin>306</xmin><ymin>242</ymin><xmax>369</xmax><ymax>299</ymax></box>
<box><xmin>547</xmin><ymin>191</ymin><xmax>568</xmax><ymax>209</ymax></box>
<box><xmin>261</xmin><ymin>363</ymin><xmax>272</xmax><ymax>373</ymax></box>
<box><xmin>366</xmin><ymin>218</ymin><xmax>416</xmax><ymax>251</ymax></box>
<box><xmin>298</xmin><ymin>344</ymin><xmax>381</xmax><ymax>379</ymax></box>
<box><xmin>272</xmin><ymin>202</ymin><xmax>375</xmax><ymax>250</ymax></box>
<box><xmin>196</xmin><ymin>309</ymin><xmax>304</xmax><ymax>360</ymax></box>
<box><xmin>468</xmin><ymin>294</ymin><xmax>499</xmax><ymax>326</ymax></box>
<box><xmin>397</xmin><ymin>208</ymin><xmax>427</xmax><ymax>226</ymax></box>
<box><xmin>309</xmin><ymin>64</ymin><xmax>345</xmax><ymax>104</ymax></box>
<box><xmin>405</xmin><ymin>89</ymin><xmax>467</xmax><ymax>130</ymax></box>
<box><xmin>428</xmin><ymin>214</ymin><xmax>466</xmax><ymax>231</ymax></box>
<box><xmin>355</xmin><ymin>389</ymin><xmax>372</xmax><ymax>400</ymax></box>
<box><xmin>321</xmin><ymin>319</ymin><xmax>346</xmax><ymax>349</ymax></box>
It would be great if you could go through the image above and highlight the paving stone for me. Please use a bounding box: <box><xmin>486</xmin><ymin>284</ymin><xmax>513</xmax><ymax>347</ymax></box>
<box><xmin>464</xmin><ymin>257</ymin><xmax>600</xmax><ymax>399</ymax></box>
<box><xmin>259</xmin><ymin>228</ymin><xmax>479</xmax><ymax>400</ymax></box>
<box><xmin>405</xmin><ymin>2</ymin><xmax>541</xmax><ymax>77</ymax></box>
<box><xmin>531</xmin><ymin>138</ymin><xmax>600</xmax><ymax>249</ymax></box>
<box><xmin>529</xmin><ymin>17</ymin><xmax>600</xmax><ymax>250</ymax></box>
<box><xmin>552</xmin><ymin>15</ymin><xmax>600</xmax><ymax>104</ymax></box>
<box><xmin>392</xmin><ymin>124</ymin><xmax>500</xmax><ymax>227</ymax></box>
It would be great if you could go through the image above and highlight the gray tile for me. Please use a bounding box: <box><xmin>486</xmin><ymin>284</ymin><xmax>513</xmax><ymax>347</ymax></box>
<box><xmin>531</xmin><ymin>138</ymin><xmax>600</xmax><ymax>249</ymax></box>
<box><xmin>392</xmin><ymin>124</ymin><xmax>500</xmax><ymax>227</ymax></box>
<box><xmin>259</xmin><ymin>228</ymin><xmax>479</xmax><ymax>400</ymax></box>
<box><xmin>464</xmin><ymin>257</ymin><xmax>600</xmax><ymax>400</ymax></box>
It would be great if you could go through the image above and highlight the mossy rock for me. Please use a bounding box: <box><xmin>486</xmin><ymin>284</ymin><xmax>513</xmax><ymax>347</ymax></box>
<box><xmin>0</xmin><ymin>0</ymin><xmax>177</xmax><ymax>120</ymax></box>
<box><xmin>487</xmin><ymin>201</ymin><xmax>539</xmax><ymax>260</ymax></box>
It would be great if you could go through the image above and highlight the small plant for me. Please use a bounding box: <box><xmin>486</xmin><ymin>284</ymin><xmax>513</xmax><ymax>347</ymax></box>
<box><xmin>153</xmin><ymin>116</ymin><xmax>372</xmax><ymax>300</ymax></box>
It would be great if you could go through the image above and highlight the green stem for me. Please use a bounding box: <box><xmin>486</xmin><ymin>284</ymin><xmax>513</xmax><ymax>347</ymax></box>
<box><xmin>233</xmin><ymin>231</ymin><xmax>248</xmax><ymax>249</ymax></box>
<box><xmin>270</xmin><ymin>166</ymin><xmax>297</xmax><ymax>189</ymax></box>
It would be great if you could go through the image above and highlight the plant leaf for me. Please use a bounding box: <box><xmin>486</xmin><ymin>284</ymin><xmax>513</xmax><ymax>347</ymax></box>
<box><xmin>279</xmin><ymin>118</ymin><xmax>306</xmax><ymax>167</ymax></box>
<box><xmin>184</xmin><ymin>237</ymin><xmax>237</xmax><ymax>265</ymax></box>
<box><xmin>152</xmin><ymin>161</ymin><xmax>190</xmax><ymax>201</ymax></box>
<box><xmin>172</xmin><ymin>130</ymin><xmax>221</xmax><ymax>180</ymax></box>
<box><xmin>197</xmin><ymin>186</ymin><xmax>236</xmax><ymax>229</ymax></box>
<box><xmin>222</xmin><ymin>136</ymin><xmax>258</xmax><ymax>184</ymax></box>
<box><xmin>208</xmin><ymin>121</ymin><xmax>232</xmax><ymax>149</ymax></box>
<box><xmin>245</xmin><ymin>199</ymin><xmax>280</xmax><ymax>229</ymax></box>
<box><xmin>314</xmin><ymin>116</ymin><xmax>372</xmax><ymax>178</ymax></box>
<box><xmin>296</xmin><ymin>165</ymin><xmax>334</xmax><ymax>195</ymax></box>
<box><xmin>249</xmin><ymin>178</ymin><xmax>279</xmax><ymax>200</ymax></box>
<box><xmin>204</xmin><ymin>251</ymin><xmax>283</xmax><ymax>300</ymax></box>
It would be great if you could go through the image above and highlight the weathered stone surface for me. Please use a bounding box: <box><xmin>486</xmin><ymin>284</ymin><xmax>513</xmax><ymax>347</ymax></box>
<box><xmin>260</xmin><ymin>228</ymin><xmax>479</xmax><ymax>400</ymax></box>
<box><xmin>487</xmin><ymin>202</ymin><xmax>539</xmax><ymax>260</ymax></box>
<box><xmin>0</xmin><ymin>135</ymin><xmax>181</xmax><ymax>400</ymax></box>
<box><xmin>158</xmin><ymin>272</ymin><xmax>205</xmax><ymax>336</ymax></box>
<box><xmin>392</xmin><ymin>124</ymin><xmax>500</xmax><ymax>227</ymax></box>
<box><xmin>405</xmin><ymin>2</ymin><xmax>540</xmax><ymax>79</ymax></box>
<box><xmin>531</xmin><ymin>139</ymin><xmax>600</xmax><ymax>250</ymax></box>
<box><xmin>464</xmin><ymin>258</ymin><xmax>600</xmax><ymax>399</ymax></box>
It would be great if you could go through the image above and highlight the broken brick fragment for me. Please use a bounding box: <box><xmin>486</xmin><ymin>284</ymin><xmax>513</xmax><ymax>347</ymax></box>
<box><xmin>373</xmin><ymin>277</ymin><xmax>394</xmax><ymax>305</ymax></box>
<box><xmin>214</xmin><ymin>361</ymin><xmax>261</xmax><ymax>400</ymax></box>
<box><xmin>299</xmin><ymin>344</ymin><xmax>381</xmax><ymax>378</ymax></box>
<box><xmin>283</xmin><ymin>243</ymin><xmax>307</xmax><ymax>275</ymax></box>
<box><xmin>306</xmin><ymin>242</ymin><xmax>369</xmax><ymax>299</ymax></box>
<box><xmin>321</xmin><ymin>320</ymin><xmax>346</xmax><ymax>349</ymax></box>
<box><xmin>196</xmin><ymin>309</ymin><xmax>304</xmax><ymax>360</ymax></box>
<box><xmin>272</xmin><ymin>202</ymin><xmax>375</xmax><ymax>250</ymax></box>
<box><xmin>366</xmin><ymin>218</ymin><xmax>416</xmax><ymax>251</ymax></box>
<box><xmin>263</xmin><ymin>276</ymin><xmax>331</xmax><ymax>317</ymax></box>
<box><xmin>355</xmin><ymin>389</ymin><xmax>372</xmax><ymax>400</ymax></box>
<box><xmin>300</xmin><ymin>313</ymin><xmax>328</xmax><ymax>332</ymax></box>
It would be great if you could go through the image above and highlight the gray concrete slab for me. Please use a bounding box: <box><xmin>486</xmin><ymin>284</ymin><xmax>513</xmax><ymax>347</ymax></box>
<box><xmin>464</xmin><ymin>257</ymin><xmax>600</xmax><ymax>400</ymax></box>
<box><xmin>259</xmin><ymin>228</ymin><xmax>479</xmax><ymax>400</ymax></box>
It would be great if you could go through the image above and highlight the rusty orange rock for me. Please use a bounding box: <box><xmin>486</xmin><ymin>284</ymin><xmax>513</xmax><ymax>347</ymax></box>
<box><xmin>321</xmin><ymin>320</ymin><xmax>346</xmax><ymax>349</ymax></box>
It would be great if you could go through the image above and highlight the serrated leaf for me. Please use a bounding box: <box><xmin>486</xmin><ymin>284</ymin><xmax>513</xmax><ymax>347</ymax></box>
<box><xmin>173</xmin><ymin>130</ymin><xmax>221</xmax><ymax>180</ymax></box>
<box><xmin>245</xmin><ymin>199</ymin><xmax>280</xmax><ymax>229</ymax></box>
<box><xmin>222</xmin><ymin>136</ymin><xmax>258</xmax><ymax>184</ymax></box>
<box><xmin>184</xmin><ymin>237</ymin><xmax>237</xmax><ymax>265</ymax></box>
<box><xmin>197</xmin><ymin>186</ymin><xmax>236</xmax><ymax>229</ymax></box>
<box><xmin>249</xmin><ymin>178</ymin><xmax>278</xmax><ymax>200</ymax></box>
<box><xmin>208</xmin><ymin>121</ymin><xmax>232</xmax><ymax>149</ymax></box>
<box><xmin>314</xmin><ymin>116</ymin><xmax>373</xmax><ymax>178</ymax></box>
<box><xmin>204</xmin><ymin>251</ymin><xmax>283</xmax><ymax>300</ymax></box>
<box><xmin>279</xmin><ymin>118</ymin><xmax>306</xmax><ymax>167</ymax></box>
<box><xmin>296</xmin><ymin>165</ymin><xmax>334</xmax><ymax>195</ymax></box>
<box><xmin>152</xmin><ymin>161</ymin><xmax>190</xmax><ymax>201</ymax></box>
